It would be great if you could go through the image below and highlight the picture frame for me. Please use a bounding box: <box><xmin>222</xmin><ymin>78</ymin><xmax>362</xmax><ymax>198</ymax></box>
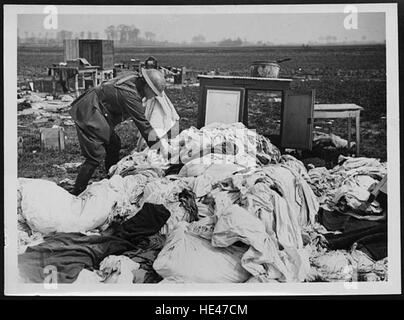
<box><xmin>200</xmin><ymin>86</ymin><xmax>245</xmax><ymax>127</ymax></box>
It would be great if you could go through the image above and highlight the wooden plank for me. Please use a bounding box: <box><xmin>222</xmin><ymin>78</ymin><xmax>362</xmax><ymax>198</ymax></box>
<box><xmin>197</xmin><ymin>76</ymin><xmax>292</xmax><ymax>91</ymax></box>
<box><xmin>232</xmin><ymin>80</ymin><xmax>290</xmax><ymax>91</ymax></box>
<box><xmin>314</xmin><ymin>103</ymin><xmax>363</xmax><ymax>111</ymax></box>
<box><xmin>314</xmin><ymin>110</ymin><xmax>360</xmax><ymax>119</ymax></box>
<box><xmin>198</xmin><ymin>75</ymin><xmax>293</xmax><ymax>82</ymax></box>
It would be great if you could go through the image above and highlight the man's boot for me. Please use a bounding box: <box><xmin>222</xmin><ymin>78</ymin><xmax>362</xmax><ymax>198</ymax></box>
<box><xmin>71</xmin><ymin>161</ymin><xmax>97</xmax><ymax>196</ymax></box>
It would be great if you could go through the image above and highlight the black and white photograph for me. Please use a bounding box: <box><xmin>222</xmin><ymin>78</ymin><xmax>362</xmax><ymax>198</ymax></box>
<box><xmin>3</xmin><ymin>3</ymin><xmax>400</xmax><ymax>296</ymax></box>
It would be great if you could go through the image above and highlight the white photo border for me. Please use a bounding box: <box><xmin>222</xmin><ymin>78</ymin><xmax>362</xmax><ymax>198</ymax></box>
<box><xmin>4</xmin><ymin>3</ymin><xmax>400</xmax><ymax>296</ymax></box>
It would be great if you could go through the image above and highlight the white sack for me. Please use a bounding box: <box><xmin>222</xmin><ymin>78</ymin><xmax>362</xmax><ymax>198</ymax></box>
<box><xmin>153</xmin><ymin>221</ymin><xmax>250</xmax><ymax>283</ymax></box>
<box><xmin>18</xmin><ymin>176</ymin><xmax>131</xmax><ymax>234</ymax></box>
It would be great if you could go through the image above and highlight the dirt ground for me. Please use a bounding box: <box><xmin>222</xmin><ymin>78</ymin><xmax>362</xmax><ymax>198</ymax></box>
<box><xmin>17</xmin><ymin>45</ymin><xmax>387</xmax><ymax>183</ymax></box>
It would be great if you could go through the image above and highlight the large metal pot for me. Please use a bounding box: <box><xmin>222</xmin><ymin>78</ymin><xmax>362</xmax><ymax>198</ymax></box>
<box><xmin>249</xmin><ymin>58</ymin><xmax>291</xmax><ymax>78</ymax></box>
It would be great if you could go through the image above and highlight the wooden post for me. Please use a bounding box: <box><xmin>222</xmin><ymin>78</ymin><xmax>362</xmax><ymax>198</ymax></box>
<box><xmin>279</xmin><ymin>90</ymin><xmax>286</xmax><ymax>151</ymax></box>
<box><xmin>75</xmin><ymin>74</ymin><xmax>79</xmax><ymax>97</ymax></box>
<box><xmin>243</xmin><ymin>89</ymin><xmax>249</xmax><ymax>127</ymax></box>
<box><xmin>52</xmin><ymin>80</ymin><xmax>56</xmax><ymax>96</ymax></box>
<box><xmin>197</xmin><ymin>79</ymin><xmax>205</xmax><ymax>129</ymax></box>
<box><xmin>356</xmin><ymin>113</ymin><xmax>360</xmax><ymax>156</ymax></box>
<box><xmin>92</xmin><ymin>71</ymin><xmax>97</xmax><ymax>87</ymax></box>
<box><xmin>181</xmin><ymin>66</ymin><xmax>186</xmax><ymax>85</ymax></box>
<box><xmin>347</xmin><ymin>117</ymin><xmax>352</xmax><ymax>154</ymax></box>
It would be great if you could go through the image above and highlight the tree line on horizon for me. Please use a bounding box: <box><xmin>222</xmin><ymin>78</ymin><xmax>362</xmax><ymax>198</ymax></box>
<box><xmin>17</xmin><ymin>26</ymin><xmax>384</xmax><ymax>47</ymax></box>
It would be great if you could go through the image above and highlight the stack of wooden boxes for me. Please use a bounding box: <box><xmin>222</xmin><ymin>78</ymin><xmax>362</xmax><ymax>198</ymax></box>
<box><xmin>63</xmin><ymin>39</ymin><xmax>115</xmax><ymax>84</ymax></box>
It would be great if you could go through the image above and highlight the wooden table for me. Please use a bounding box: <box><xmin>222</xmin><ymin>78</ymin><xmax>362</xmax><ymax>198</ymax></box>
<box><xmin>313</xmin><ymin>103</ymin><xmax>364</xmax><ymax>155</ymax></box>
<box><xmin>48</xmin><ymin>65</ymin><xmax>98</xmax><ymax>96</ymax></box>
<box><xmin>197</xmin><ymin>75</ymin><xmax>292</xmax><ymax>128</ymax></box>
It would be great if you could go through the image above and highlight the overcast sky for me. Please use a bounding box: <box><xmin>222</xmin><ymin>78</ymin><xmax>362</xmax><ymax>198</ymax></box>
<box><xmin>18</xmin><ymin>11</ymin><xmax>385</xmax><ymax>44</ymax></box>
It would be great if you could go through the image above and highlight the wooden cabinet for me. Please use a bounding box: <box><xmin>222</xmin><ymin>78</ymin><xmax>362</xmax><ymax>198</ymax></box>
<box><xmin>197</xmin><ymin>75</ymin><xmax>315</xmax><ymax>151</ymax></box>
<box><xmin>197</xmin><ymin>75</ymin><xmax>292</xmax><ymax>129</ymax></box>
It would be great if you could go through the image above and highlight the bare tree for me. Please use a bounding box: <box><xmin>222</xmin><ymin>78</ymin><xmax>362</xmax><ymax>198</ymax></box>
<box><xmin>105</xmin><ymin>25</ymin><xmax>116</xmax><ymax>41</ymax></box>
<box><xmin>117</xmin><ymin>24</ymin><xmax>129</xmax><ymax>43</ymax></box>
<box><xmin>144</xmin><ymin>31</ymin><xmax>156</xmax><ymax>42</ymax></box>
<box><xmin>128</xmin><ymin>25</ymin><xmax>140</xmax><ymax>44</ymax></box>
<box><xmin>192</xmin><ymin>34</ymin><xmax>206</xmax><ymax>43</ymax></box>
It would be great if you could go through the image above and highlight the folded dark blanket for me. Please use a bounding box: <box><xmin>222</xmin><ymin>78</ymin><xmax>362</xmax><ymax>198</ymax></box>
<box><xmin>18</xmin><ymin>203</ymin><xmax>170</xmax><ymax>283</ymax></box>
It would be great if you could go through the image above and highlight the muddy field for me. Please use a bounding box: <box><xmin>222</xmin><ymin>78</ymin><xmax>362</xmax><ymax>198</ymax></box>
<box><xmin>17</xmin><ymin>45</ymin><xmax>387</xmax><ymax>183</ymax></box>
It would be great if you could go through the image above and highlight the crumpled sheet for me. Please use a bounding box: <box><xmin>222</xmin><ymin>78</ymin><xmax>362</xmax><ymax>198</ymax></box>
<box><xmin>355</xmin><ymin>254</ymin><xmax>388</xmax><ymax>282</ymax></box>
<box><xmin>181</xmin><ymin>162</ymin><xmax>319</xmax><ymax>258</ymax></box>
<box><xmin>98</xmin><ymin>255</ymin><xmax>140</xmax><ymax>283</ymax></box>
<box><xmin>178</xmin><ymin>155</ymin><xmax>247</xmax><ymax>179</ymax></box>
<box><xmin>74</xmin><ymin>255</ymin><xmax>140</xmax><ymax>284</ymax></box>
<box><xmin>261</xmin><ymin>165</ymin><xmax>319</xmax><ymax>226</ymax></box>
<box><xmin>109</xmin><ymin>149</ymin><xmax>168</xmax><ymax>177</ymax></box>
<box><xmin>108</xmin><ymin>169</ymin><xmax>162</xmax><ymax>223</ymax></box>
<box><xmin>243</xmin><ymin>182</ymin><xmax>303</xmax><ymax>249</ymax></box>
<box><xmin>212</xmin><ymin>164</ymin><xmax>319</xmax><ymax>228</ymax></box>
<box><xmin>18</xmin><ymin>223</ymin><xmax>44</xmax><ymax>255</ymax></box>
<box><xmin>211</xmin><ymin>205</ymin><xmax>310</xmax><ymax>282</ymax></box>
<box><xmin>280</xmin><ymin>154</ymin><xmax>311</xmax><ymax>181</ymax></box>
<box><xmin>307</xmin><ymin>156</ymin><xmax>386</xmax><ymax>216</ymax></box>
<box><xmin>309</xmin><ymin>250</ymin><xmax>355</xmax><ymax>282</ymax></box>
<box><xmin>313</xmin><ymin>131</ymin><xmax>349</xmax><ymax>149</ymax></box>
<box><xmin>308</xmin><ymin>249</ymin><xmax>388</xmax><ymax>282</ymax></box>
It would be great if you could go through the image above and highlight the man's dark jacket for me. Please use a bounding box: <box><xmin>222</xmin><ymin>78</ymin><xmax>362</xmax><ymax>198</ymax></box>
<box><xmin>69</xmin><ymin>71</ymin><xmax>158</xmax><ymax>149</ymax></box>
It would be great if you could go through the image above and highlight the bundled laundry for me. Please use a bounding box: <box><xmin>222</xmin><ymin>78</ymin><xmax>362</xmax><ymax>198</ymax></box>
<box><xmin>169</xmin><ymin>122</ymin><xmax>281</xmax><ymax>166</ymax></box>
<box><xmin>110</xmin><ymin>122</ymin><xmax>281</xmax><ymax>177</ymax></box>
<box><xmin>17</xmin><ymin>122</ymin><xmax>388</xmax><ymax>284</ymax></box>
<box><xmin>307</xmin><ymin>155</ymin><xmax>386</xmax><ymax>216</ymax></box>
<box><xmin>302</xmin><ymin>155</ymin><xmax>388</xmax><ymax>281</ymax></box>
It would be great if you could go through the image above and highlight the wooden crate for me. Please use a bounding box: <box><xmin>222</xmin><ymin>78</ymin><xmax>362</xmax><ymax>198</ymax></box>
<box><xmin>63</xmin><ymin>39</ymin><xmax>114</xmax><ymax>70</ymax></box>
<box><xmin>40</xmin><ymin>127</ymin><xmax>65</xmax><ymax>151</ymax></box>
